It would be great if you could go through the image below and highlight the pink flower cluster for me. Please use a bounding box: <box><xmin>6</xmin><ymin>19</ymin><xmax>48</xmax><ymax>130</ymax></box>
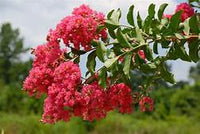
<box><xmin>23</xmin><ymin>42</ymin><xmax>133</xmax><ymax>124</ymax></box>
<box><xmin>163</xmin><ymin>3</ymin><xmax>194</xmax><ymax>22</ymax></box>
<box><xmin>47</xmin><ymin>4</ymin><xmax>107</xmax><ymax>51</ymax></box>
<box><xmin>139</xmin><ymin>96</ymin><xmax>154</xmax><ymax>112</ymax></box>
<box><xmin>42</xmin><ymin>81</ymin><xmax>133</xmax><ymax>123</ymax></box>
<box><xmin>42</xmin><ymin>61</ymin><xmax>82</xmax><ymax>123</ymax></box>
<box><xmin>23</xmin><ymin>41</ymin><xmax>65</xmax><ymax>97</ymax></box>
<box><xmin>108</xmin><ymin>83</ymin><xmax>133</xmax><ymax>113</ymax></box>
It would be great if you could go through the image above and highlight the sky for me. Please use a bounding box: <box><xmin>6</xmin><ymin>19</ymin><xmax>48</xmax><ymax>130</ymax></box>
<box><xmin>0</xmin><ymin>0</ymin><xmax>195</xmax><ymax>81</ymax></box>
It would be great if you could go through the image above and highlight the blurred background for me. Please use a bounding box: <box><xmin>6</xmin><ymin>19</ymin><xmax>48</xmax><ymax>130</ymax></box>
<box><xmin>0</xmin><ymin>0</ymin><xmax>200</xmax><ymax>134</ymax></box>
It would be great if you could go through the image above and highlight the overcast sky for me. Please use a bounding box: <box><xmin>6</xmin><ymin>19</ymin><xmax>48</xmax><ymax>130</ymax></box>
<box><xmin>0</xmin><ymin>0</ymin><xmax>195</xmax><ymax>81</ymax></box>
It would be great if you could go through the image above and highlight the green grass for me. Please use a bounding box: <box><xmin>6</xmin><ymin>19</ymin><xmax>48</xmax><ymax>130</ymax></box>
<box><xmin>0</xmin><ymin>112</ymin><xmax>200</xmax><ymax>134</ymax></box>
<box><xmin>0</xmin><ymin>112</ymin><xmax>87</xmax><ymax>134</ymax></box>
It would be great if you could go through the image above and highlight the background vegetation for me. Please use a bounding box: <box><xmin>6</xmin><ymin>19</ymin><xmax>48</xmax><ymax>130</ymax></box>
<box><xmin>0</xmin><ymin>22</ymin><xmax>199</xmax><ymax>134</ymax></box>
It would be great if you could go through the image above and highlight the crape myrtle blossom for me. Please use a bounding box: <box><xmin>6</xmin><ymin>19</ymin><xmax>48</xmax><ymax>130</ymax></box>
<box><xmin>80</xmin><ymin>81</ymin><xmax>109</xmax><ymax>121</ymax></box>
<box><xmin>41</xmin><ymin>61</ymin><xmax>82</xmax><ymax>123</ymax></box>
<box><xmin>47</xmin><ymin>4</ymin><xmax>107</xmax><ymax>51</ymax></box>
<box><xmin>108</xmin><ymin>83</ymin><xmax>133</xmax><ymax>113</ymax></box>
<box><xmin>175</xmin><ymin>2</ymin><xmax>194</xmax><ymax>22</ymax></box>
<box><xmin>23</xmin><ymin>42</ymin><xmax>65</xmax><ymax>97</ymax></box>
<box><xmin>139</xmin><ymin>96</ymin><xmax>154</xmax><ymax>112</ymax></box>
<box><xmin>42</xmin><ymin>81</ymin><xmax>133</xmax><ymax>123</ymax></box>
<box><xmin>163</xmin><ymin>2</ymin><xmax>194</xmax><ymax>22</ymax></box>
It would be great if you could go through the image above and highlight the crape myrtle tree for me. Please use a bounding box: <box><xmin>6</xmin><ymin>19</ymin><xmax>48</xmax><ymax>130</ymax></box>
<box><xmin>23</xmin><ymin>0</ymin><xmax>200</xmax><ymax>124</ymax></box>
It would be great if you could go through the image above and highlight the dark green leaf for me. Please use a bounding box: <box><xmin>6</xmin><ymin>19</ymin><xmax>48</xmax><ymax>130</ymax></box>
<box><xmin>108</xmin><ymin>29</ymin><xmax>116</xmax><ymax>39</ymax></box>
<box><xmin>161</xmin><ymin>37</ymin><xmax>170</xmax><ymax>48</ymax></box>
<box><xmin>158</xmin><ymin>3</ymin><xmax>168</xmax><ymax>20</ymax></box>
<box><xmin>104</xmin><ymin>56</ymin><xmax>120</xmax><ymax>68</ymax></box>
<box><xmin>174</xmin><ymin>42</ymin><xmax>191</xmax><ymax>62</ymax></box>
<box><xmin>116</xmin><ymin>28</ymin><xmax>132</xmax><ymax>48</ymax></box>
<box><xmin>189</xmin><ymin>15</ymin><xmax>200</xmax><ymax>34</ymax></box>
<box><xmin>153</xmin><ymin>42</ymin><xmax>158</xmax><ymax>54</ymax></box>
<box><xmin>148</xmin><ymin>3</ymin><xmax>155</xmax><ymax>18</ymax></box>
<box><xmin>167</xmin><ymin>46</ymin><xmax>179</xmax><ymax>60</ymax></box>
<box><xmin>71</xmin><ymin>47</ymin><xmax>86</xmax><ymax>55</ymax></box>
<box><xmin>169</xmin><ymin>11</ymin><xmax>182</xmax><ymax>32</ymax></box>
<box><xmin>127</xmin><ymin>5</ymin><xmax>135</xmax><ymax>26</ymax></box>
<box><xmin>144</xmin><ymin>46</ymin><xmax>153</xmax><ymax>61</ymax></box>
<box><xmin>189</xmin><ymin>40</ymin><xmax>200</xmax><ymax>62</ymax></box>
<box><xmin>96</xmin><ymin>42</ymin><xmax>107</xmax><ymax>62</ymax></box>
<box><xmin>98</xmin><ymin>67</ymin><xmax>107</xmax><ymax>89</ymax></box>
<box><xmin>73</xmin><ymin>56</ymin><xmax>80</xmax><ymax>64</ymax></box>
<box><xmin>86</xmin><ymin>51</ymin><xmax>96</xmax><ymax>74</ymax></box>
<box><xmin>123</xmin><ymin>52</ymin><xmax>132</xmax><ymax>79</ymax></box>
<box><xmin>160</xmin><ymin>63</ymin><xmax>175</xmax><ymax>84</ymax></box>
<box><xmin>107</xmin><ymin>9</ymin><xmax>115</xmax><ymax>19</ymax></box>
<box><xmin>140</xmin><ymin>63</ymin><xmax>157</xmax><ymax>73</ymax></box>
<box><xmin>91</xmin><ymin>40</ymin><xmax>99</xmax><ymax>47</ymax></box>
<box><xmin>137</xmin><ymin>12</ymin><xmax>143</xmax><ymax>29</ymax></box>
<box><xmin>97</xmin><ymin>25</ymin><xmax>105</xmax><ymax>33</ymax></box>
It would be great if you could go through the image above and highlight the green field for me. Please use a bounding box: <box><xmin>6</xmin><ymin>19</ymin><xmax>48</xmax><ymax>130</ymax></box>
<box><xmin>1</xmin><ymin>111</ymin><xmax>200</xmax><ymax>134</ymax></box>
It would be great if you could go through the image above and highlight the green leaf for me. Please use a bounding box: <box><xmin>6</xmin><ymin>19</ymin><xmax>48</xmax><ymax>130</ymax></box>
<box><xmin>160</xmin><ymin>37</ymin><xmax>170</xmax><ymax>48</ymax></box>
<box><xmin>175</xmin><ymin>33</ymin><xmax>185</xmax><ymax>39</ymax></box>
<box><xmin>158</xmin><ymin>3</ymin><xmax>168</xmax><ymax>20</ymax></box>
<box><xmin>96</xmin><ymin>25</ymin><xmax>105</xmax><ymax>33</ymax></box>
<box><xmin>135</xmin><ymin>27</ymin><xmax>145</xmax><ymax>44</ymax></box>
<box><xmin>105</xmin><ymin>9</ymin><xmax>121</xmax><ymax>30</ymax></box>
<box><xmin>144</xmin><ymin>46</ymin><xmax>153</xmax><ymax>61</ymax></box>
<box><xmin>142</xmin><ymin>4</ymin><xmax>155</xmax><ymax>33</ymax></box>
<box><xmin>73</xmin><ymin>56</ymin><xmax>80</xmax><ymax>64</ymax></box>
<box><xmin>140</xmin><ymin>63</ymin><xmax>157</xmax><ymax>73</ymax></box>
<box><xmin>167</xmin><ymin>46</ymin><xmax>179</xmax><ymax>60</ymax></box>
<box><xmin>108</xmin><ymin>29</ymin><xmax>116</xmax><ymax>39</ymax></box>
<box><xmin>183</xmin><ymin>18</ymin><xmax>190</xmax><ymax>35</ymax></box>
<box><xmin>107</xmin><ymin>9</ymin><xmax>115</xmax><ymax>19</ymax></box>
<box><xmin>86</xmin><ymin>51</ymin><xmax>96</xmax><ymax>74</ymax></box>
<box><xmin>105</xmin><ymin>20</ymin><xmax>119</xmax><ymax>30</ymax></box>
<box><xmin>116</xmin><ymin>28</ymin><xmax>132</xmax><ymax>48</ymax></box>
<box><xmin>71</xmin><ymin>47</ymin><xmax>86</xmax><ymax>55</ymax></box>
<box><xmin>104</xmin><ymin>56</ymin><xmax>120</xmax><ymax>68</ymax></box>
<box><xmin>123</xmin><ymin>52</ymin><xmax>132</xmax><ymax>79</ymax></box>
<box><xmin>96</xmin><ymin>42</ymin><xmax>107</xmax><ymax>62</ymax></box>
<box><xmin>189</xmin><ymin>40</ymin><xmax>200</xmax><ymax>62</ymax></box>
<box><xmin>169</xmin><ymin>11</ymin><xmax>182</xmax><ymax>32</ymax></box>
<box><xmin>189</xmin><ymin>15</ymin><xmax>200</xmax><ymax>34</ymax></box>
<box><xmin>153</xmin><ymin>42</ymin><xmax>158</xmax><ymax>54</ymax></box>
<box><xmin>174</xmin><ymin>42</ymin><xmax>191</xmax><ymax>62</ymax></box>
<box><xmin>160</xmin><ymin>63</ymin><xmax>175</xmax><ymax>84</ymax></box>
<box><xmin>148</xmin><ymin>3</ymin><xmax>155</xmax><ymax>18</ymax></box>
<box><xmin>189</xmin><ymin>0</ymin><xmax>199</xmax><ymax>3</ymax></box>
<box><xmin>98</xmin><ymin>67</ymin><xmax>107</xmax><ymax>89</ymax></box>
<box><xmin>137</xmin><ymin>12</ymin><xmax>143</xmax><ymax>29</ymax></box>
<box><xmin>127</xmin><ymin>5</ymin><xmax>135</xmax><ymax>26</ymax></box>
